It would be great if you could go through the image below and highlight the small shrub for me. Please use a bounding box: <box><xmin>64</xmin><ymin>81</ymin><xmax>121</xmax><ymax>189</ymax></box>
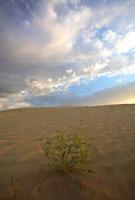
<box><xmin>41</xmin><ymin>128</ymin><xmax>94</xmax><ymax>172</ymax></box>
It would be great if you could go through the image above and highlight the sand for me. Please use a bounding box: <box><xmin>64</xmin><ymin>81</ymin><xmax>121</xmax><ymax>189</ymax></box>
<box><xmin>0</xmin><ymin>104</ymin><xmax>135</xmax><ymax>199</ymax></box>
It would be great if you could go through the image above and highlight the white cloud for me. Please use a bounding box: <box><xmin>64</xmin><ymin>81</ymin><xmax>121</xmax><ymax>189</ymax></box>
<box><xmin>101</xmin><ymin>48</ymin><xmax>112</xmax><ymax>57</ymax></box>
<box><xmin>0</xmin><ymin>1</ymin><xmax>91</xmax><ymax>65</ymax></box>
<box><xmin>116</xmin><ymin>77</ymin><xmax>128</xmax><ymax>85</ymax></box>
<box><xmin>116</xmin><ymin>31</ymin><xmax>135</xmax><ymax>54</ymax></box>
<box><xmin>66</xmin><ymin>69</ymin><xmax>73</xmax><ymax>74</ymax></box>
<box><xmin>0</xmin><ymin>98</ymin><xmax>7</xmax><ymax>110</ymax></box>
<box><xmin>0</xmin><ymin>92</ymin><xmax>31</xmax><ymax>110</ymax></box>
<box><xmin>48</xmin><ymin>78</ymin><xmax>52</xmax><ymax>82</ymax></box>
<box><xmin>21</xmin><ymin>5</ymin><xmax>91</xmax><ymax>62</ymax></box>
<box><xmin>103</xmin><ymin>30</ymin><xmax>117</xmax><ymax>42</ymax></box>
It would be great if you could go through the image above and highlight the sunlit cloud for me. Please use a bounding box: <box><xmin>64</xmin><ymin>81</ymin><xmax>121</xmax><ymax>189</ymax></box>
<box><xmin>115</xmin><ymin>31</ymin><xmax>135</xmax><ymax>54</ymax></box>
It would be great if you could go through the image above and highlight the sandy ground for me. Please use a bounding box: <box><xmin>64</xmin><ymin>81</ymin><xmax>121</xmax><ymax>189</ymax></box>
<box><xmin>0</xmin><ymin>104</ymin><xmax>135</xmax><ymax>200</ymax></box>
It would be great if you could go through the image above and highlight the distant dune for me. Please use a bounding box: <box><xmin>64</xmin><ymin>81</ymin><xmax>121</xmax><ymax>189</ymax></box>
<box><xmin>0</xmin><ymin>104</ymin><xmax>135</xmax><ymax>200</ymax></box>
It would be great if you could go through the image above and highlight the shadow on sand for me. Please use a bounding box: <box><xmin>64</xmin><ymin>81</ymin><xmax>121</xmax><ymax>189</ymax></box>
<box><xmin>27</xmin><ymin>167</ymin><xmax>83</xmax><ymax>200</ymax></box>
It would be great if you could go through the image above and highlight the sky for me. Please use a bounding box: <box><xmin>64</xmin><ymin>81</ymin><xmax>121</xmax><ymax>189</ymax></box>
<box><xmin>0</xmin><ymin>0</ymin><xmax>135</xmax><ymax>110</ymax></box>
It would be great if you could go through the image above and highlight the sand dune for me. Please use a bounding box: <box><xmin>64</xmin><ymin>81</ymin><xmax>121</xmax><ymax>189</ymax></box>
<box><xmin>0</xmin><ymin>105</ymin><xmax>135</xmax><ymax>200</ymax></box>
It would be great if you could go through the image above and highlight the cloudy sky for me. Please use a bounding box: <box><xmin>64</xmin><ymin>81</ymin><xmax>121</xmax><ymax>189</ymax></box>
<box><xmin>0</xmin><ymin>0</ymin><xmax>135</xmax><ymax>110</ymax></box>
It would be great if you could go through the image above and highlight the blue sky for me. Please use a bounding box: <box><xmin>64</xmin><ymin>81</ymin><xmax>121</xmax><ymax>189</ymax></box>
<box><xmin>0</xmin><ymin>0</ymin><xmax>135</xmax><ymax>109</ymax></box>
<box><xmin>69</xmin><ymin>73</ymin><xmax>135</xmax><ymax>96</ymax></box>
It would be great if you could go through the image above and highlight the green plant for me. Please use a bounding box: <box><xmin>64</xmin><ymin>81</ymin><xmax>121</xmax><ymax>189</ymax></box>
<box><xmin>41</xmin><ymin>128</ymin><xmax>94</xmax><ymax>172</ymax></box>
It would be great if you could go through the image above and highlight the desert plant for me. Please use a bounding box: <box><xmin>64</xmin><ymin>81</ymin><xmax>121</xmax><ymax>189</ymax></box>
<box><xmin>41</xmin><ymin>128</ymin><xmax>94</xmax><ymax>172</ymax></box>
